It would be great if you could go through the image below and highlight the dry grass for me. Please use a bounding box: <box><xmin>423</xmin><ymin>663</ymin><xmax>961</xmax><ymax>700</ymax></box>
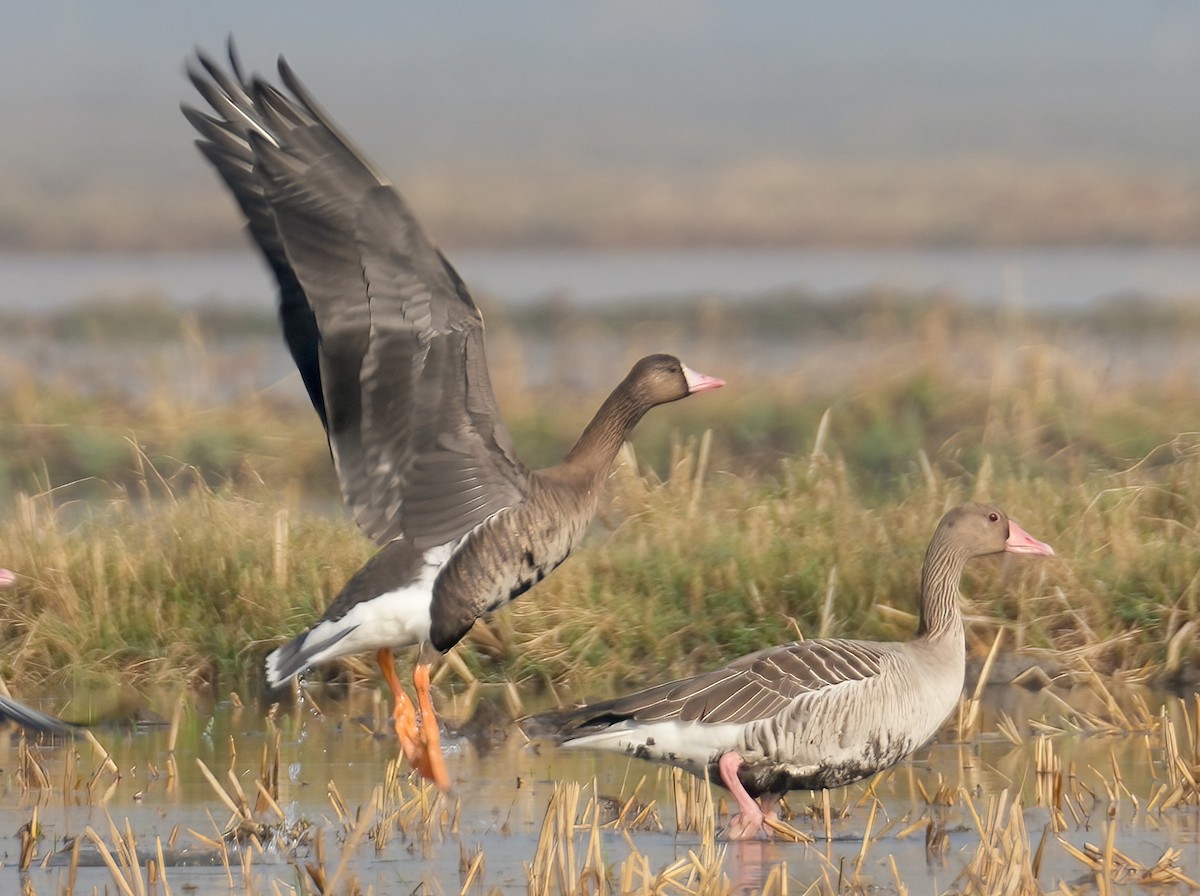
<box><xmin>0</xmin><ymin>294</ymin><xmax>1198</xmax><ymax>706</ymax></box>
<box><xmin>2</xmin><ymin>306</ymin><xmax>1200</xmax><ymax>698</ymax></box>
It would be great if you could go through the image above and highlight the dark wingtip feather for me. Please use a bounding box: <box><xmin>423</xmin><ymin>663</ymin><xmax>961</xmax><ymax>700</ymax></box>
<box><xmin>0</xmin><ymin>694</ymin><xmax>81</xmax><ymax>736</ymax></box>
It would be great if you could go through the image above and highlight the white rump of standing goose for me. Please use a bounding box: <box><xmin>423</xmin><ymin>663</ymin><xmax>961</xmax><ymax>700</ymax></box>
<box><xmin>528</xmin><ymin>503</ymin><xmax>1053</xmax><ymax>838</ymax></box>
<box><xmin>182</xmin><ymin>42</ymin><xmax>723</xmax><ymax>791</ymax></box>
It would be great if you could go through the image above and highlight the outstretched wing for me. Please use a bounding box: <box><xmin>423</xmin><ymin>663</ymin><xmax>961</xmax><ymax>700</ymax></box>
<box><xmin>554</xmin><ymin>639</ymin><xmax>889</xmax><ymax>732</ymax></box>
<box><xmin>183</xmin><ymin>42</ymin><xmax>528</xmax><ymax>548</ymax></box>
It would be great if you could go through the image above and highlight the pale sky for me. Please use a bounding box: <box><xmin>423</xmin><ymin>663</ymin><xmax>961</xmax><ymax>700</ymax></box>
<box><xmin>5</xmin><ymin>0</ymin><xmax>1200</xmax><ymax>191</ymax></box>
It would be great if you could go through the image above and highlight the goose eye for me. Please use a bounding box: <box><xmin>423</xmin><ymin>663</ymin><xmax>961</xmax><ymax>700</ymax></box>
<box><xmin>988</xmin><ymin>512</ymin><xmax>1000</xmax><ymax>522</ymax></box>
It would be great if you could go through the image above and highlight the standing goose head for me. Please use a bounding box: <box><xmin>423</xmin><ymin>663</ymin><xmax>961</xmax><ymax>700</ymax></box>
<box><xmin>932</xmin><ymin>503</ymin><xmax>1055</xmax><ymax>561</ymax></box>
<box><xmin>918</xmin><ymin>502</ymin><xmax>1054</xmax><ymax>638</ymax></box>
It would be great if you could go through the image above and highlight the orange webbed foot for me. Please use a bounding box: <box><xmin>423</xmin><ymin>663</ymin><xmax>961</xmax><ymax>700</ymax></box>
<box><xmin>412</xmin><ymin>661</ymin><xmax>450</xmax><ymax>791</ymax></box>
<box><xmin>376</xmin><ymin>648</ymin><xmax>450</xmax><ymax>791</ymax></box>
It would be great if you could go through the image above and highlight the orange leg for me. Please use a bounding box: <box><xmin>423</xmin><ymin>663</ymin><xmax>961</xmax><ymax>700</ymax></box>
<box><xmin>412</xmin><ymin>661</ymin><xmax>450</xmax><ymax>791</ymax></box>
<box><xmin>375</xmin><ymin>649</ymin><xmax>450</xmax><ymax>792</ymax></box>
<box><xmin>375</xmin><ymin>649</ymin><xmax>424</xmax><ymax>780</ymax></box>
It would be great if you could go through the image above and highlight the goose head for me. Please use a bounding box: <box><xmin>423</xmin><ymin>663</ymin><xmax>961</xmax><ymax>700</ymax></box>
<box><xmin>938</xmin><ymin>503</ymin><xmax>1055</xmax><ymax>559</ymax></box>
<box><xmin>622</xmin><ymin>354</ymin><xmax>725</xmax><ymax>408</ymax></box>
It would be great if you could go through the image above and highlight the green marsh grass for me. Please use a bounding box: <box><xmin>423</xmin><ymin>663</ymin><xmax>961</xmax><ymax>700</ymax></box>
<box><xmin>1</xmin><ymin>295</ymin><xmax>1200</xmax><ymax>696</ymax></box>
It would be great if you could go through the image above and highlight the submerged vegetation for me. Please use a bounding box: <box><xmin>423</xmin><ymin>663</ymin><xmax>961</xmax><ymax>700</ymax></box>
<box><xmin>0</xmin><ymin>291</ymin><xmax>1198</xmax><ymax>700</ymax></box>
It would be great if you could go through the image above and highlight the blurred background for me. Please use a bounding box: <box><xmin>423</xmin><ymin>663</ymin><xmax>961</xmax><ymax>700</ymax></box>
<box><xmin>3</xmin><ymin>1</ymin><xmax>1200</xmax><ymax>492</ymax></box>
<box><xmin>2</xmin><ymin>0</ymin><xmax>1200</xmax><ymax>710</ymax></box>
<box><xmin>6</xmin><ymin>3</ymin><xmax>1200</xmax><ymax>286</ymax></box>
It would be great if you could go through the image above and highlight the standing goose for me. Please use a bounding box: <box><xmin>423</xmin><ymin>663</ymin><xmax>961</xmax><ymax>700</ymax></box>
<box><xmin>182</xmin><ymin>44</ymin><xmax>723</xmax><ymax>791</ymax></box>
<box><xmin>528</xmin><ymin>503</ymin><xmax>1053</xmax><ymax>838</ymax></box>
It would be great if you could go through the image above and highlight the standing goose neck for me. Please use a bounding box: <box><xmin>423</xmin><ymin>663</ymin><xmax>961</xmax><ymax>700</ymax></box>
<box><xmin>916</xmin><ymin>532</ymin><xmax>970</xmax><ymax>639</ymax></box>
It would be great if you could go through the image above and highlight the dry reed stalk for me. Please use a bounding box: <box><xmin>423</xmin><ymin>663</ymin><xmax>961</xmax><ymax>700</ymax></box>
<box><xmin>956</xmin><ymin>790</ymin><xmax>1039</xmax><ymax>896</ymax></box>
<box><xmin>84</xmin><ymin>824</ymin><xmax>137</xmax><ymax>896</ymax></box>
<box><xmin>671</xmin><ymin>766</ymin><xmax>716</xmax><ymax>835</ymax></box>
<box><xmin>67</xmin><ymin>831</ymin><xmax>81</xmax><ymax>893</ymax></box>
<box><xmin>460</xmin><ymin>846</ymin><xmax>486</xmax><ymax>894</ymax></box>
<box><xmin>18</xmin><ymin>735</ymin><xmax>51</xmax><ymax>791</ymax></box>
<box><xmin>155</xmin><ymin>835</ymin><xmax>173</xmax><ymax>896</ymax></box>
<box><xmin>254</xmin><ymin>729</ymin><xmax>283</xmax><ymax>817</ymax></box>
<box><xmin>688</xmin><ymin>427</ymin><xmax>713</xmax><ymax>516</ymax></box>
<box><xmin>818</xmin><ymin>565</ymin><xmax>837</xmax><ymax>640</ymax></box>
<box><xmin>894</xmin><ymin>816</ymin><xmax>929</xmax><ymax>840</ymax></box>
<box><xmin>196</xmin><ymin>757</ymin><xmax>242</xmax><ymax>819</ymax></box>
<box><xmin>886</xmin><ymin>854</ymin><xmax>909</xmax><ymax>896</ymax></box>
<box><xmin>273</xmin><ymin>507</ymin><xmax>289</xmax><ymax>588</ymax></box>
<box><xmin>610</xmin><ymin>775</ymin><xmax>661</xmax><ymax>832</ymax></box>
<box><xmin>433</xmin><ymin>646</ymin><xmax>478</xmax><ymax>688</ymax></box>
<box><xmin>996</xmin><ymin>711</ymin><xmax>1024</xmax><ymax>746</ymax></box>
<box><xmin>959</xmin><ymin>628</ymin><xmax>1004</xmax><ymax>739</ymax></box>
<box><xmin>85</xmin><ymin>728</ymin><xmax>120</xmax><ymax>778</ymax></box>
<box><xmin>852</xmin><ymin>798</ymin><xmax>877</xmax><ymax>878</ymax></box>
<box><xmin>304</xmin><ymin>827</ymin><xmax>327</xmax><ymax>894</ymax></box>
<box><xmin>925</xmin><ymin>813</ymin><xmax>949</xmax><ymax>866</ymax></box>
<box><xmin>1033</xmin><ymin>735</ymin><xmax>1066</xmax><ymax>831</ymax></box>
<box><xmin>104</xmin><ymin>811</ymin><xmax>149</xmax><ymax>896</ymax></box>
<box><xmin>526</xmin><ymin>780</ymin><xmax>581</xmax><ymax>896</ymax></box>
<box><xmin>18</xmin><ymin>804</ymin><xmax>38</xmax><ymax>872</ymax></box>
<box><xmin>822</xmin><ymin>788</ymin><xmax>832</xmax><ymax>844</ymax></box>
<box><xmin>654</xmin><ymin>834</ymin><xmax>729</xmax><ymax>896</ymax></box>
<box><xmin>762</xmin><ymin>815</ymin><xmax>813</xmax><ymax>844</ymax></box>
<box><xmin>325</xmin><ymin>784</ymin><xmax>379</xmax><ymax>896</ymax></box>
<box><xmin>809</xmin><ymin>407</ymin><xmax>832</xmax><ymax>475</ymax></box>
<box><xmin>1057</xmin><ymin>827</ymin><xmax>1200</xmax><ymax>889</ymax></box>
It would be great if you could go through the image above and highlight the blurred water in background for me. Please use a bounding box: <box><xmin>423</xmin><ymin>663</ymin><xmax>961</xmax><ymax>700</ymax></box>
<box><xmin>5</xmin><ymin>246</ymin><xmax>1200</xmax><ymax>312</ymax></box>
<box><xmin>4</xmin><ymin>246</ymin><xmax>1200</xmax><ymax>404</ymax></box>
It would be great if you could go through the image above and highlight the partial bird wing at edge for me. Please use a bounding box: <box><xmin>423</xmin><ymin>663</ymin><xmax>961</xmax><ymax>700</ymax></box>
<box><xmin>183</xmin><ymin>42</ymin><xmax>528</xmax><ymax>548</ymax></box>
<box><xmin>0</xmin><ymin>693</ymin><xmax>80</xmax><ymax>736</ymax></box>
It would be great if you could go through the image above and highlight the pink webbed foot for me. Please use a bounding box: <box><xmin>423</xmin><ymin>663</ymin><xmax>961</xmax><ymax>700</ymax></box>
<box><xmin>718</xmin><ymin>751</ymin><xmax>768</xmax><ymax>840</ymax></box>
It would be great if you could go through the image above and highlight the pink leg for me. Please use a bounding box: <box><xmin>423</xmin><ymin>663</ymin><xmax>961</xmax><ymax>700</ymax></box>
<box><xmin>718</xmin><ymin>752</ymin><xmax>765</xmax><ymax>840</ymax></box>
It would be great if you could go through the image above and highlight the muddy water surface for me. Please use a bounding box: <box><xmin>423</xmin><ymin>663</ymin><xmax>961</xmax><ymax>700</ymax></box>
<box><xmin>1</xmin><ymin>681</ymin><xmax>1197</xmax><ymax>894</ymax></box>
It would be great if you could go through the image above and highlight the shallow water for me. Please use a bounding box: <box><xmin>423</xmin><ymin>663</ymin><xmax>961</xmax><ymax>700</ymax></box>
<box><xmin>1</xmin><ymin>681</ymin><xmax>1197</xmax><ymax>894</ymax></box>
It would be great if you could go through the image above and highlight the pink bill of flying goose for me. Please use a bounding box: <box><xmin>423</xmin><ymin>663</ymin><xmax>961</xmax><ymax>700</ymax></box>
<box><xmin>182</xmin><ymin>42</ymin><xmax>723</xmax><ymax>790</ymax></box>
<box><xmin>528</xmin><ymin>503</ymin><xmax>1053</xmax><ymax>838</ymax></box>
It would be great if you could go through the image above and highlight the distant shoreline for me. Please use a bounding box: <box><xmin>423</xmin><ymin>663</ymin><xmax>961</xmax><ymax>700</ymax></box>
<box><xmin>6</xmin><ymin>156</ymin><xmax>1200</xmax><ymax>253</ymax></box>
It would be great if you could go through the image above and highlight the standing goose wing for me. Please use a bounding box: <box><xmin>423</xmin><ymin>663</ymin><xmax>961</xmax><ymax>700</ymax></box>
<box><xmin>183</xmin><ymin>45</ymin><xmax>528</xmax><ymax>548</ymax></box>
<box><xmin>555</xmin><ymin>638</ymin><xmax>888</xmax><ymax>731</ymax></box>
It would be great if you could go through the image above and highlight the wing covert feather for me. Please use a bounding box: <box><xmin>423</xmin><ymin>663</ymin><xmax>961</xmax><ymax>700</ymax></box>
<box><xmin>567</xmin><ymin>639</ymin><xmax>890</xmax><ymax>730</ymax></box>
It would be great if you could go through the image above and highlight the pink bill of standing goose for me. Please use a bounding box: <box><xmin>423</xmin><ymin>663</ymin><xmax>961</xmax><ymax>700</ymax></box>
<box><xmin>528</xmin><ymin>503</ymin><xmax>1053</xmax><ymax>838</ymax></box>
<box><xmin>181</xmin><ymin>42</ymin><xmax>723</xmax><ymax>791</ymax></box>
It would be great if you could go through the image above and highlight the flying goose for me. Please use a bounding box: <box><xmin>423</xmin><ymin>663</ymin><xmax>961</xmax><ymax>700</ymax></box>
<box><xmin>182</xmin><ymin>43</ymin><xmax>723</xmax><ymax>790</ymax></box>
<box><xmin>528</xmin><ymin>503</ymin><xmax>1053</xmax><ymax>838</ymax></box>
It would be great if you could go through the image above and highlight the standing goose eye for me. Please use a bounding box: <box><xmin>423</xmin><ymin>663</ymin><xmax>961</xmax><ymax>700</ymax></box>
<box><xmin>988</xmin><ymin>512</ymin><xmax>1000</xmax><ymax>522</ymax></box>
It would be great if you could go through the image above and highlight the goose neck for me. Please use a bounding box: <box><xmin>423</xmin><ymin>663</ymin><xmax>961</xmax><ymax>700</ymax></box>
<box><xmin>563</xmin><ymin>388</ymin><xmax>648</xmax><ymax>471</ymax></box>
<box><xmin>916</xmin><ymin>539</ymin><xmax>968</xmax><ymax>639</ymax></box>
